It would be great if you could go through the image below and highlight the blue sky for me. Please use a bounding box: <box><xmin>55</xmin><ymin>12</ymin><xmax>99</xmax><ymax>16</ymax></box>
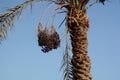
<box><xmin>0</xmin><ymin>0</ymin><xmax>120</xmax><ymax>80</ymax></box>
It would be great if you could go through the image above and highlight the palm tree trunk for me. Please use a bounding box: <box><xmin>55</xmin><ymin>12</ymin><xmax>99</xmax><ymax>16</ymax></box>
<box><xmin>67</xmin><ymin>7</ymin><xmax>92</xmax><ymax>80</ymax></box>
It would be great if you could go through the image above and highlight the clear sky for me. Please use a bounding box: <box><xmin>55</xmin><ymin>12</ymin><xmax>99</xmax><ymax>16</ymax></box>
<box><xmin>0</xmin><ymin>0</ymin><xmax>120</xmax><ymax>80</ymax></box>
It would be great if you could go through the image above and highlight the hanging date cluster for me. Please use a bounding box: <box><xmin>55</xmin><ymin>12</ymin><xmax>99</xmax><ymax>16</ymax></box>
<box><xmin>37</xmin><ymin>23</ymin><xmax>60</xmax><ymax>53</ymax></box>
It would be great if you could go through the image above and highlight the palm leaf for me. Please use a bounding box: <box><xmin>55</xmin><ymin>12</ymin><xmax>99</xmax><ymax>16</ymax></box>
<box><xmin>60</xmin><ymin>26</ymin><xmax>73</xmax><ymax>80</ymax></box>
<box><xmin>0</xmin><ymin>0</ymin><xmax>55</xmax><ymax>42</ymax></box>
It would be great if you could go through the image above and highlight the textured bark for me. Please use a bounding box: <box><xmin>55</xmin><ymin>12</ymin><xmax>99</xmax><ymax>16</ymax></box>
<box><xmin>67</xmin><ymin>7</ymin><xmax>92</xmax><ymax>80</ymax></box>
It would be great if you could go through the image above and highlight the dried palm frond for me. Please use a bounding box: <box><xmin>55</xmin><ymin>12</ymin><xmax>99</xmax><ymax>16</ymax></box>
<box><xmin>0</xmin><ymin>0</ymin><xmax>38</xmax><ymax>41</ymax></box>
<box><xmin>0</xmin><ymin>0</ymin><xmax>56</xmax><ymax>42</ymax></box>
<box><xmin>62</xmin><ymin>45</ymin><xmax>73</xmax><ymax>80</ymax></box>
<box><xmin>37</xmin><ymin>23</ymin><xmax>60</xmax><ymax>53</ymax></box>
<box><xmin>60</xmin><ymin>26</ymin><xmax>73</xmax><ymax>80</ymax></box>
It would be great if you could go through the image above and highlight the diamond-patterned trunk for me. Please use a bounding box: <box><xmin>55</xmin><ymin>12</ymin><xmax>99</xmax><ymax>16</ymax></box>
<box><xmin>67</xmin><ymin>7</ymin><xmax>92</xmax><ymax>80</ymax></box>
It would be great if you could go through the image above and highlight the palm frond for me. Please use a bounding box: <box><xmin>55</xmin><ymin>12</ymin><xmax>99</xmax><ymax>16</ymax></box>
<box><xmin>0</xmin><ymin>0</ymin><xmax>35</xmax><ymax>41</ymax></box>
<box><xmin>62</xmin><ymin>45</ymin><xmax>73</xmax><ymax>80</ymax></box>
<box><xmin>60</xmin><ymin>26</ymin><xmax>73</xmax><ymax>80</ymax></box>
<box><xmin>0</xmin><ymin>0</ymin><xmax>55</xmax><ymax>42</ymax></box>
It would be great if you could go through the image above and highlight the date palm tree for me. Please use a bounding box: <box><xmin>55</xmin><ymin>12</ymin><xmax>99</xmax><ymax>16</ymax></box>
<box><xmin>0</xmin><ymin>0</ymin><xmax>106</xmax><ymax>80</ymax></box>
